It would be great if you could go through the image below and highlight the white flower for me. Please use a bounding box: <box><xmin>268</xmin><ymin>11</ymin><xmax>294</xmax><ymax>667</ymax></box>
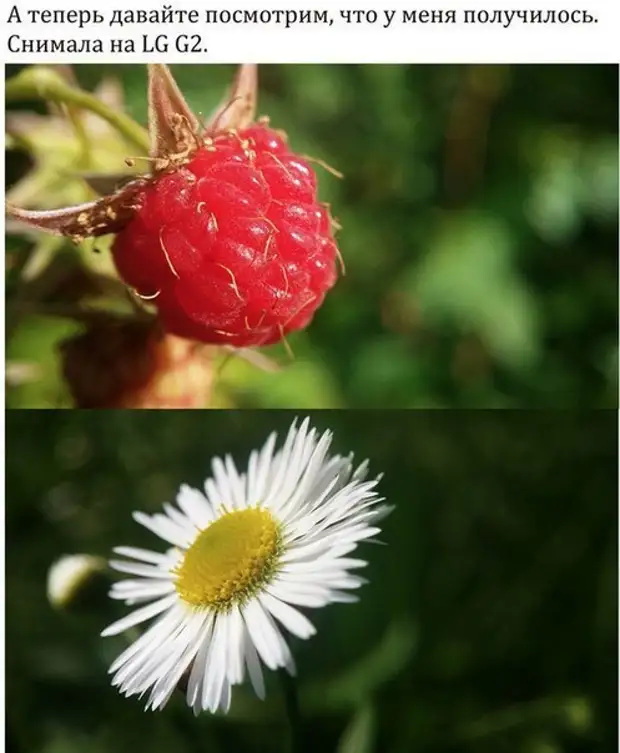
<box><xmin>47</xmin><ymin>554</ymin><xmax>106</xmax><ymax>609</ymax></box>
<box><xmin>102</xmin><ymin>418</ymin><xmax>391</xmax><ymax>714</ymax></box>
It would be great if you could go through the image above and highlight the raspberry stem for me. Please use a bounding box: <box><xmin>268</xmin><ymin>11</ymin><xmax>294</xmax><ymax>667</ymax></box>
<box><xmin>5</xmin><ymin>67</ymin><xmax>149</xmax><ymax>153</ymax></box>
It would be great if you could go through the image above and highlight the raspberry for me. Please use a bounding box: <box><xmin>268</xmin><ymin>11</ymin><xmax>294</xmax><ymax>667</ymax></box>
<box><xmin>111</xmin><ymin>124</ymin><xmax>339</xmax><ymax>347</ymax></box>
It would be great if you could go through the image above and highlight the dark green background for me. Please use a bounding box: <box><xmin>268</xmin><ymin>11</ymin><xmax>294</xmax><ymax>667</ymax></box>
<box><xmin>5</xmin><ymin>64</ymin><xmax>619</xmax><ymax>408</ymax></box>
<box><xmin>6</xmin><ymin>411</ymin><xmax>617</xmax><ymax>753</ymax></box>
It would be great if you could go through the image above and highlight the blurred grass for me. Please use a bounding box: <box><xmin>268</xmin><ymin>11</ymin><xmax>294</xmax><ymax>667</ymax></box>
<box><xmin>5</xmin><ymin>410</ymin><xmax>617</xmax><ymax>753</ymax></box>
<box><xmin>5</xmin><ymin>64</ymin><xmax>618</xmax><ymax>408</ymax></box>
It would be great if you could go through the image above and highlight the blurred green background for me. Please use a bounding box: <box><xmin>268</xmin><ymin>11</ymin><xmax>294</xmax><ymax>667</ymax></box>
<box><xmin>6</xmin><ymin>410</ymin><xmax>617</xmax><ymax>753</ymax></box>
<box><xmin>5</xmin><ymin>64</ymin><xmax>618</xmax><ymax>408</ymax></box>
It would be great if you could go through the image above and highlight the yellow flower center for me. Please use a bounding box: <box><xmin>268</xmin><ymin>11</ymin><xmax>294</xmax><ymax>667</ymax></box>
<box><xmin>173</xmin><ymin>507</ymin><xmax>281</xmax><ymax>611</ymax></box>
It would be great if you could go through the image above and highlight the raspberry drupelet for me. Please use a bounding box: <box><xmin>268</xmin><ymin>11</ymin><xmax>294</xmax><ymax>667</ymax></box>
<box><xmin>112</xmin><ymin>124</ymin><xmax>339</xmax><ymax>347</ymax></box>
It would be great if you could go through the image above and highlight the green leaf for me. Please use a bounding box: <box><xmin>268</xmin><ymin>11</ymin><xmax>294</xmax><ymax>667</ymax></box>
<box><xmin>411</xmin><ymin>212</ymin><xmax>541</xmax><ymax>370</ymax></box>
<box><xmin>304</xmin><ymin>618</ymin><xmax>417</xmax><ymax>712</ymax></box>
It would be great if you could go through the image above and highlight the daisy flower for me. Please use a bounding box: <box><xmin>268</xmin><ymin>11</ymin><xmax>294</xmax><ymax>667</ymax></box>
<box><xmin>102</xmin><ymin>418</ymin><xmax>390</xmax><ymax>714</ymax></box>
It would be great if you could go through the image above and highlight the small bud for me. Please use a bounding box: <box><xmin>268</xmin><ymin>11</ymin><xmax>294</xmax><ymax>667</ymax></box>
<box><xmin>47</xmin><ymin>554</ymin><xmax>107</xmax><ymax>609</ymax></box>
<box><xmin>60</xmin><ymin>316</ymin><xmax>215</xmax><ymax>408</ymax></box>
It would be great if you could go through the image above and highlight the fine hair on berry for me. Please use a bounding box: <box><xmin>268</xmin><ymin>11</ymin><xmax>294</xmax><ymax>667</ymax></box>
<box><xmin>112</xmin><ymin>124</ymin><xmax>339</xmax><ymax>348</ymax></box>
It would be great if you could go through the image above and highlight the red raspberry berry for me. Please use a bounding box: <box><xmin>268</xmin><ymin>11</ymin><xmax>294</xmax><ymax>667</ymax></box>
<box><xmin>111</xmin><ymin>124</ymin><xmax>339</xmax><ymax>347</ymax></box>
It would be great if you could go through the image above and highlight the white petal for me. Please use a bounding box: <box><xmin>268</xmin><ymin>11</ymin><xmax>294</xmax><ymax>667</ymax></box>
<box><xmin>242</xmin><ymin>624</ymin><xmax>265</xmax><ymax>700</ymax></box>
<box><xmin>225</xmin><ymin>605</ymin><xmax>245</xmax><ymax>685</ymax></box>
<box><xmin>305</xmin><ymin>455</ymin><xmax>353</xmax><ymax>502</ymax></box>
<box><xmin>278</xmin><ymin>538</ymin><xmax>337</xmax><ymax>564</ymax></box>
<box><xmin>118</xmin><ymin>624</ymin><xmax>185</xmax><ymax>694</ymax></box>
<box><xmin>109</xmin><ymin>604</ymin><xmax>185</xmax><ymax>673</ymax></box>
<box><xmin>247</xmin><ymin>431</ymin><xmax>277</xmax><ymax>503</ymax></box>
<box><xmin>186</xmin><ymin>613</ymin><xmax>214</xmax><ymax>709</ymax></box>
<box><xmin>283</xmin><ymin>556</ymin><xmax>367</xmax><ymax>572</ymax></box>
<box><xmin>112</xmin><ymin>546</ymin><xmax>173</xmax><ymax>565</ymax></box>
<box><xmin>269</xmin><ymin>583</ymin><xmax>330</xmax><ymax>608</ymax></box>
<box><xmin>211</xmin><ymin>456</ymin><xmax>235</xmax><ymax>511</ymax></box>
<box><xmin>110</xmin><ymin>580</ymin><xmax>175</xmax><ymax>601</ymax></box>
<box><xmin>147</xmin><ymin>612</ymin><xmax>209</xmax><ymax>710</ymax></box>
<box><xmin>162</xmin><ymin>502</ymin><xmax>195</xmax><ymax>532</ymax></box>
<box><xmin>219</xmin><ymin>678</ymin><xmax>232</xmax><ymax>713</ymax></box>
<box><xmin>224</xmin><ymin>455</ymin><xmax>247</xmax><ymax>510</ymax></box>
<box><xmin>109</xmin><ymin>560</ymin><xmax>171</xmax><ymax>579</ymax></box>
<box><xmin>133</xmin><ymin>511</ymin><xmax>193</xmax><ymax>548</ymax></box>
<box><xmin>277</xmin><ymin>569</ymin><xmax>366</xmax><ymax>589</ymax></box>
<box><xmin>176</xmin><ymin>484</ymin><xmax>215</xmax><ymax>527</ymax></box>
<box><xmin>101</xmin><ymin>593</ymin><xmax>177</xmax><ymax>637</ymax></box>
<box><xmin>274</xmin><ymin>430</ymin><xmax>334</xmax><ymax>523</ymax></box>
<box><xmin>202</xmin><ymin>615</ymin><xmax>228</xmax><ymax>712</ymax></box>
<box><xmin>283</xmin><ymin>474</ymin><xmax>343</xmax><ymax>537</ymax></box>
<box><xmin>370</xmin><ymin>503</ymin><xmax>396</xmax><ymax>523</ymax></box>
<box><xmin>262</xmin><ymin>419</ymin><xmax>301</xmax><ymax>505</ymax></box>
<box><xmin>266</xmin><ymin>420</ymin><xmax>316</xmax><ymax>510</ymax></box>
<box><xmin>272</xmin><ymin>423</ymin><xmax>317</xmax><ymax>506</ymax></box>
<box><xmin>204</xmin><ymin>477</ymin><xmax>225</xmax><ymax>511</ymax></box>
<box><xmin>326</xmin><ymin>591</ymin><xmax>360</xmax><ymax>603</ymax></box>
<box><xmin>243</xmin><ymin>599</ymin><xmax>288</xmax><ymax>670</ymax></box>
<box><xmin>259</xmin><ymin>593</ymin><xmax>316</xmax><ymax>639</ymax></box>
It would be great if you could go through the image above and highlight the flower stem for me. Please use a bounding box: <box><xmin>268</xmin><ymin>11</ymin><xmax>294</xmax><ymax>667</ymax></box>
<box><xmin>279</xmin><ymin>671</ymin><xmax>304</xmax><ymax>753</ymax></box>
<box><xmin>5</xmin><ymin>67</ymin><xmax>149</xmax><ymax>153</ymax></box>
<box><xmin>456</xmin><ymin>696</ymin><xmax>586</xmax><ymax>741</ymax></box>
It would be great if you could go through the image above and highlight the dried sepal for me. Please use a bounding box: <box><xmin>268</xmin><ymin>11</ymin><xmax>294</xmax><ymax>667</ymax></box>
<box><xmin>147</xmin><ymin>64</ymin><xmax>200</xmax><ymax>166</ymax></box>
<box><xmin>7</xmin><ymin>64</ymin><xmax>259</xmax><ymax>243</ymax></box>
<box><xmin>6</xmin><ymin>178</ymin><xmax>147</xmax><ymax>239</ymax></box>
<box><xmin>206</xmin><ymin>64</ymin><xmax>258</xmax><ymax>134</ymax></box>
<box><xmin>7</xmin><ymin>200</ymin><xmax>102</xmax><ymax>237</ymax></box>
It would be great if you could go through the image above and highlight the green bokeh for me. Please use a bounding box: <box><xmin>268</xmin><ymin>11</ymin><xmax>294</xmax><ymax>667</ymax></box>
<box><xmin>6</xmin><ymin>411</ymin><xmax>616</xmax><ymax>752</ymax></box>
<box><xmin>5</xmin><ymin>64</ymin><xmax>619</xmax><ymax>408</ymax></box>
